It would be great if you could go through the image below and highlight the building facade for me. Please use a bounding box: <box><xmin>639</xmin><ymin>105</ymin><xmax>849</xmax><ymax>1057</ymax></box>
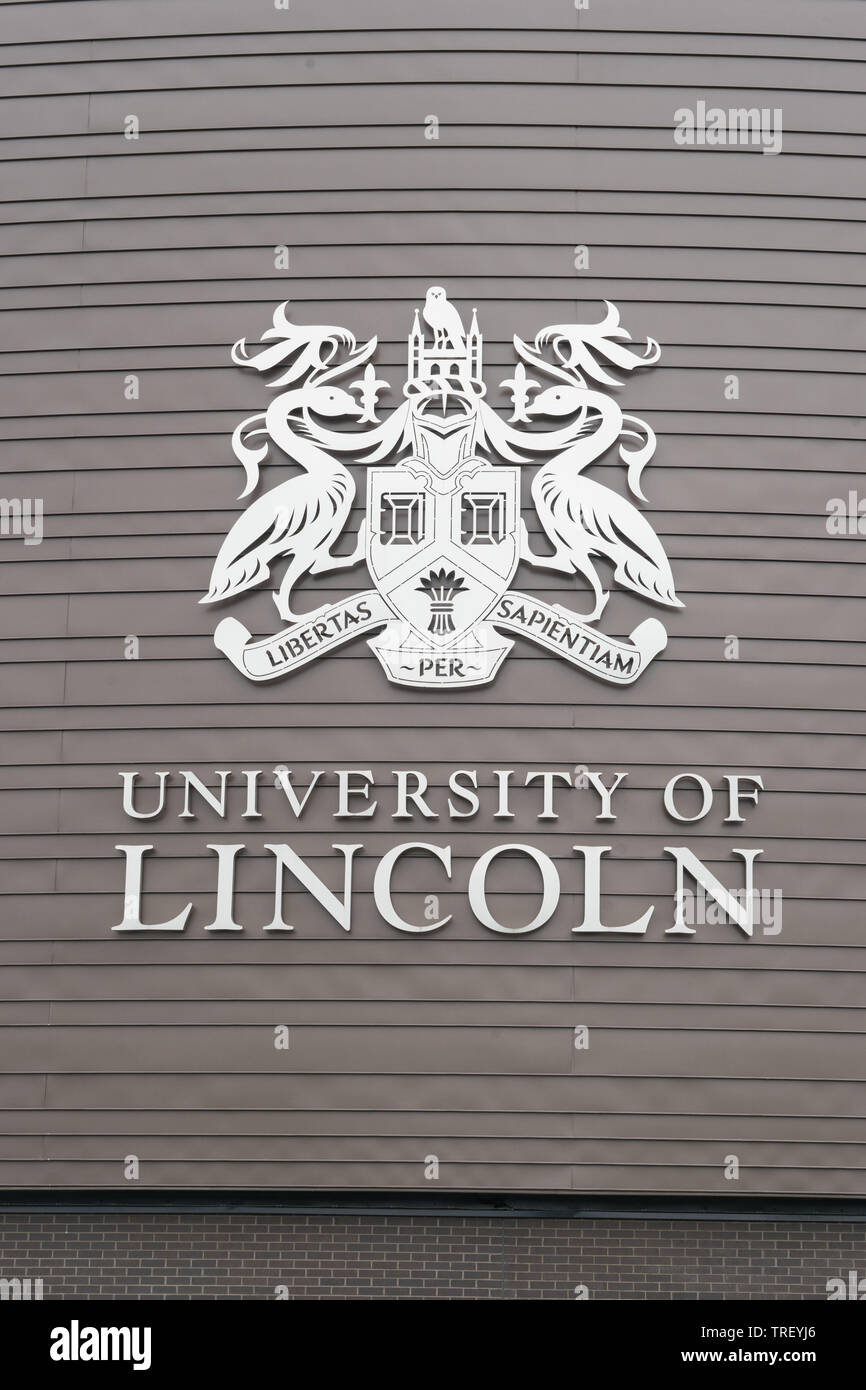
<box><xmin>0</xmin><ymin>0</ymin><xmax>864</xmax><ymax>1298</ymax></box>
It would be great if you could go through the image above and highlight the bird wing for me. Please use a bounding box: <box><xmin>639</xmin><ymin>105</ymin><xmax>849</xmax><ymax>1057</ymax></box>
<box><xmin>201</xmin><ymin>478</ymin><xmax>341</xmax><ymax>605</ymax></box>
<box><xmin>442</xmin><ymin>301</ymin><xmax>466</xmax><ymax>341</ymax></box>
<box><xmin>537</xmin><ymin>471</ymin><xmax>682</xmax><ymax>609</ymax></box>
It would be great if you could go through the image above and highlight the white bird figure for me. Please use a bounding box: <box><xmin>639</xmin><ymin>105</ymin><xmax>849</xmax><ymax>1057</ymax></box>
<box><xmin>522</xmin><ymin>383</ymin><xmax>682</xmax><ymax>623</ymax></box>
<box><xmin>422</xmin><ymin>285</ymin><xmax>466</xmax><ymax>349</ymax></box>
<box><xmin>201</xmin><ymin>383</ymin><xmax>365</xmax><ymax>623</ymax></box>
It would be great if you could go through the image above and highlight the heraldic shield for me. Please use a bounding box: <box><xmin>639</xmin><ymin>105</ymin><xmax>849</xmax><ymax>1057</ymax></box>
<box><xmin>366</xmin><ymin>459</ymin><xmax>519</xmax><ymax>687</ymax></box>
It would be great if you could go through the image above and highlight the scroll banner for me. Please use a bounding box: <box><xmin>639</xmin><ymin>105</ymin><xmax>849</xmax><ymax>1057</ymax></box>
<box><xmin>490</xmin><ymin>591</ymin><xmax>667</xmax><ymax>685</ymax></box>
<box><xmin>214</xmin><ymin>589</ymin><xmax>667</xmax><ymax>686</ymax></box>
<box><xmin>214</xmin><ymin>592</ymin><xmax>390</xmax><ymax>682</ymax></box>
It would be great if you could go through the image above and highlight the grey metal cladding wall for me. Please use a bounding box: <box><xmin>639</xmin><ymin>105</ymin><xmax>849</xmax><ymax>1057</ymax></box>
<box><xmin>0</xmin><ymin>0</ymin><xmax>864</xmax><ymax>1194</ymax></box>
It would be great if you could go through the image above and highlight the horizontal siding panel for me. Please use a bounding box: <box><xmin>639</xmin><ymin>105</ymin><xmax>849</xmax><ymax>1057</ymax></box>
<box><xmin>5</xmin><ymin>1160</ymin><xmax>866</xmax><ymax>1195</ymax></box>
<box><xmin>17</xmin><ymin>1003</ymin><xmax>866</xmax><ymax>1033</ymax></box>
<box><xmin>4</xmin><ymin>1024</ymin><xmax>864</xmax><ymax>1078</ymax></box>
<box><xmin>5</xmin><ymin>940</ymin><xmax>866</xmax><ymax>970</ymax></box>
<box><xmin>2</xmin><ymin>31</ymin><xmax>863</xmax><ymax>68</ymax></box>
<box><xmin>30</xmin><ymin>1067</ymin><xmax>866</xmax><ymax>1112</ymax></box>
<box><xmin>1</xmin><ymin>1</ymin><xmax>863</xmax><ymax>44</ymax></box>
<box><xmin>2</xmin><ymin>211</ymin><xmax>862</xmax><ymax>257</ymax></box>
<box><xmin>4</xmin><ymin>51</ymin><xmax>866</xmax><ymax>100</ymax></box>
<box><xmin>7</xmin><ymin>1111</ymin><xmax>866</xmax><ymax>1144</ymax></box>
<box><xmin>2</xmin><ymin>705</ymin><xmax>860</xmax><ymax>736</ymax></box>
<box><xmin>44</xmin><ymin>658</ymin><xmax>866</xmax><ymax>708</ymax></box>
<box><xmin>6</xmin><ymin>960</ymin><xmax>866</xmax><ymax>1008</ymax></box>
<box><xmin>6</xmin><ymin>1136</ymin><xmax>866</xmax><ymax>1170</ymax></box>
<box><xmin>0</xmin><ymin>729</ymin><xmax>860</xmax><ymax>769</ymax></box>
<box><xmin>4</xmin><ymin>247</ymin><xmax>864</xmax><ymax>291</ymax></box>
<box><xmin>31</xmin><ymin>1070</ymin><xmax>866</xmax><ymax>1116</ymax></box>
<box><xmin>0</xmin><ymin>189</ymin><xmax>861</xmax><ymax>230</ymax></box>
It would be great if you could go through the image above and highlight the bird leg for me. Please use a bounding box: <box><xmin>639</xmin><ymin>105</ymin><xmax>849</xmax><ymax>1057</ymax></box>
<box><xmin>273</xmin><ymin>594</ymin><xmax>332</xmax><ymax>625</ymax></box>
<box><xmin>519</xmin><ymin>522</ymin><xmax>609</xmax><ymax>622</ymax></box>
<box><xmin>555</xmin><ymin>577</ymin><xmax>610</xmax><ymax>625</ymax></box>
<box><xmin>518</xmin><ymin>518</ymin><xmax>573</xmax><ymax>573</ymax></box>
<box><xmin>550</xmin><ymin>560</ymin><xmax>609</xmax><ymax>623</ymax></box>
<box><xmin>310</xmin><ymin>519</ymin><xmax>367</xmax><ymax>573</ymax></box>
<box><xmin>272</xmin><ymin>551</ymin><xmax>328</xmax><ymax>624</ymax></box>
<box><xmin>273</xmin><ymin>586</ymin><xmax>313</xmax><ymax>625</ymax></box>
<box><xmin>272</xmin><ymin>572</ymin><xmax>333</xmax><ymax>625</ymax></box>
<box><xmin>272</xmin><ymin>526</ymin><xmax>369</xmax><ymax>623</ymax></box>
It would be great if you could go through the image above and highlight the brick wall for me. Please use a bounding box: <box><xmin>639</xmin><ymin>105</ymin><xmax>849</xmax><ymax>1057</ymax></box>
<box><xmin>1</xmin><ymin>1214</ymin><xmax>864</xmax><ymax>1299</ymax></box>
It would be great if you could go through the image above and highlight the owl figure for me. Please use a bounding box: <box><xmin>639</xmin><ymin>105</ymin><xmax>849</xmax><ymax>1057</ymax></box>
<box><xmin>423</xmin><ymin>285</ymin><xmax>466</xmax><ymax>349</ymax></box>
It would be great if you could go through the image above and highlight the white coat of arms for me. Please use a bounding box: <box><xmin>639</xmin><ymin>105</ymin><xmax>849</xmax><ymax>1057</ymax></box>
<box><xmin>202</xmin><ymin>288</ymin><xmax>682</xmax><ymax>689</ymax></box>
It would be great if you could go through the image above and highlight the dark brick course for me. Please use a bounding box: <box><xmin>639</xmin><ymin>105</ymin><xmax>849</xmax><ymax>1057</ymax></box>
<box><xmin>1</xmin><ymin>1213</ymin><xmax>864</xmax><ymax>1299</ymax></box>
